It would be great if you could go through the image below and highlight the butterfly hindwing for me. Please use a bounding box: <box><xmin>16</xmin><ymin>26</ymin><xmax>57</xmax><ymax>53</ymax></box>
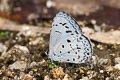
<box><xmin>50</xmin><ymin>34</ymin><xmax>92</xmax><ymax>63</ymax></box>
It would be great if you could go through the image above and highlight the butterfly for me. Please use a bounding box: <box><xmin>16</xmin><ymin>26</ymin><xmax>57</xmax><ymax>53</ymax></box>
<box><xmin>48</xmin><ymin>11</ymin><xmax>93</xmax><ymax>64</ymax></box>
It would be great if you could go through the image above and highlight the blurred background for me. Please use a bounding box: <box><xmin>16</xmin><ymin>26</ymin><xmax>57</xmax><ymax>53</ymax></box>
<box><xmin>0</xmin><ymin>0</ymin><xmax>120</xmax><ymax>27</ymax></box>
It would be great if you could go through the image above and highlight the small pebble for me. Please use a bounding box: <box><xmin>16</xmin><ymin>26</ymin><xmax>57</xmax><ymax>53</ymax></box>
<box><xmin>98</xmin><ymin>58</ymin><xmax>108</xmax><ymax>65</ymax></box>
<box><xmin>105</xmin><ymin>66</ymin><xmax>114</xmax><ymax>72</ymax></box>
<box><xmin>80</xmin><ymin>77</ymin><xmax>89</xmax><ymax>80</ymax></box>
<box><xmin>114</xmin><ymin>64</ymin><xmax>120</xmax><ymax>70</ymax></box>
<box><xmin>0</xmin><ymin>43</ymin><xmax>7</xmax><ymax>53</ymax></box>
<box><xmin>51</xmin><ymin>67</ymin><xmax>65</xmax><ymax>79</ymax></box>
<box><xmin>44</xmin><ymin>75</ymin><xmax>52</xmax><ymax>80</ymax></box>
<box><xmin>9</xmin><ymin>61</ymin><xmax>27</xmax><ymax>70</ymax></box>
<box><xmin>29</xmin><ymin>61</ymin><xmax>37</xmax><ymax>68</ymax></box>
<box><xmin>117</xmin><ymin>76</ymin><xmax>120</xmax><ymax>80</ymax></box>
<box><xmin>23</xmin><ymin>74</ymin><xmax>33</xmax><ymax>80</ymax></box>
<box><xmin>100</xmin><ymin>70</ymin><xmax>104</xmax><ymax>73</ymax></box>
<box><xmin>63</xmin><ymin>74</ymin><xmax>73</xmax><ymax>80</ymax></box>
<box><xmin>115</xmin><ymin>57</ymin><xmax>120</xmax><ymax>64</ymax></box>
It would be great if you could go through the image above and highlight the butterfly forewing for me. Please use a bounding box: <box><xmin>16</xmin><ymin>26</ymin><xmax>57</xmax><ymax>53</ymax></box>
<box><xmin>49</xmin><ymin>14</ymin><xmax>81</xmax><ymax>56</ymax></box>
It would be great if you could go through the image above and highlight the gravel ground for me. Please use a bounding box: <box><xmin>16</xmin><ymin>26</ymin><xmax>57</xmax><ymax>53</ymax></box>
<box><xmin>0</xmin><ymin>25</ymin><xmax>120</xmax><ymax>80</ymax></box>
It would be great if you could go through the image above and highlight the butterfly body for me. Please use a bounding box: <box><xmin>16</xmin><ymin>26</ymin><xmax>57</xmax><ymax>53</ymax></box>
<box><xmin>48</xmin><ymin>11</ymin><xmax>93</xmax><ymax>64</ymax></box>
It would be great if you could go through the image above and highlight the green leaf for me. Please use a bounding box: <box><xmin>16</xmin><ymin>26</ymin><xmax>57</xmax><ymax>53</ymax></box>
<box><xmin>0</xmin><ymin>31</ymin><xmax>9</xmax><ymax>37</ymax></box>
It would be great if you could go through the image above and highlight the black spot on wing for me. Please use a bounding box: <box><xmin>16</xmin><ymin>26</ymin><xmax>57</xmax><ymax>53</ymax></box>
<box><xmin>75</xmin><ymin>52</ymin><xmax>77</xmax><ymax>54</ymax></box>
<box><xmin>67</xmin><ymin>39</ymin><xmax>71</xmax><ymax>43</ymax></box>
<box><xmin>79</xmin><ymin>37</ymin><xmax>83</xmax><ymax>40</ymax></box>
<box><xmin>59</xmin><ymin>23</ymin><xmax>62</xmax><ymax>24</ymax></box>
<box><xmin>65</xmin><ymin>26</ymin><xmax>69</xmax><ymax>28</ymax></box>
<box><xmin>77</xmin><ymin>47</ymin><xmax>81</xmax><ymax>49</ymax></box>
<box><xmin>59</xmin><ymin>23</ymin><xmax>67</xmax><ymax>26</ymax></box>
<box><xmin>82</xmin><ymin>35</ymin><xmax>92</xmax><ymax>53</ymax></box>
<box><xmin>55</xmin><ymin>31</ymin><xmax>61</xmax><ymax>33</ymax></box>
<box><xmin>62</xmin><ymin>23</ymin><xmax>66</xmax><ymax>26</ymax></box>
<box><xmin>86</xmin><ymin>44</ymin><xmax>88</xmax><ymax>46</ymax></box>
<box><xmin>60</xmin><ymin>51</ymin><xmax>62</xmax><ymax>53</ymax></box>
<box><xmin>66</xmin><ymin>30</ymin><xmax>72</xmax><ymax>33</ymax></box>
<box><xmin>87</xmin><ymin>53</ymin><xmax>89</xmax><ymax>55</ymax></box>
<box><xmin>87</xmin><ymin>48</ymin><xmax>89</xmax><ymax>51</ymax></box>
<box><xmin>73</xmin><ymin>58</ymin><xmax>75</xmax><ymax>61</ymax></box>
<box><xmin>53</xmin><ymin>53</ymin><xmax>56</xmax><ymax>56</ymax></box>
<box><xmin>62</xmin><ymin>45</ymin><xmax>64</xmax><ymax>48</ymax></box>
<box><xmin>55</xmin><ymin>24</ymin><xmax>58</xmax><ymax>26</ymax></box>
<box><xmin>67</xmin><ymin>59</ymin><xmax>70</xmax><ymax>61</ymax></box>
<box><xmin>68</xmin><ymin>51</ymin><xmax>70</xmax><ymax>54</ymax></box>
<box><xmin>78</xmin><ymin>55</ymin><xmax>80</xmax><ymax>59</ymax></box>
<box><xmin>75</xmin><ymin>31</ymin><xmax>79</xmax><ymax>34</ymax></box>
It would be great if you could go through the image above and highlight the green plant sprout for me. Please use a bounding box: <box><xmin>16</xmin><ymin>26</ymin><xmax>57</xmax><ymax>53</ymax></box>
<box><xmin>47</xmin><ymin>59</ymin><xmax>58</xmax><ymax>68</ymax></box>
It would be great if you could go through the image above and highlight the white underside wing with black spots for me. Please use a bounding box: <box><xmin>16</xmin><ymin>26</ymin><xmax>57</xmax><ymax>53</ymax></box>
<box><xmin>48</xmin><ymin>11</ymin><xmax>93</xmax><ymax>64</ymax></box>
